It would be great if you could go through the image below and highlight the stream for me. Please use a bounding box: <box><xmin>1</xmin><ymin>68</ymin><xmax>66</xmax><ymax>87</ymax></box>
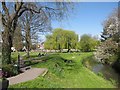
<box><xmin>83</xmin><ymin>56</ymin><xmax>120</xmax><ymax>88</ymax></box>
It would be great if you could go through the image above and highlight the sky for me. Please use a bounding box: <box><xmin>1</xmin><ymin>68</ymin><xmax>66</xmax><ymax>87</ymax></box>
<box><xmin>0</xmin><ymin>2</ymin><xmax>118</xmax><ymax>42</ymax></box>
<box><xmin>51</xmin><ymin>2</ymin><xmax>118</xmax><ymax>39</ymax></box>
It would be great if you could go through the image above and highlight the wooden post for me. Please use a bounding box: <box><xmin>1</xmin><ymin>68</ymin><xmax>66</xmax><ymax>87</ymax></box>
<box><xmin>3</xmin><ymin>79</ymin><xmax>9</xmax><ymax>90</ymax></box>
<box><xmin>18</xmin><ymin>53</ymin><xmax>20</xmax><ymax>72</ymax></box>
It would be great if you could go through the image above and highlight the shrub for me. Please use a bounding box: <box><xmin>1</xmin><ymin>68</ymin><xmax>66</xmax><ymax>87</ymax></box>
<box><xmin>2</xmin><ymin>64</ymin><xmax>18</xmax><ymax>78</ymax></box>
<box><xmin>24</xmin><ymin>61</ymin><xmax>32</xmax><ymax>66</ymax></box>
<box><xmin>79</xmin><ymin>34</ymin><xmax>100</xmax><ymax>52</ymax></box>
<box><xmin>97</xmin><ymin>72</ymin><xmax>104</xmax><ymax>78</ymax></box>
<box><xmin>109</xmin><ymin>78</ymin><xmax>117</xmax><ymax>86</ymax></box>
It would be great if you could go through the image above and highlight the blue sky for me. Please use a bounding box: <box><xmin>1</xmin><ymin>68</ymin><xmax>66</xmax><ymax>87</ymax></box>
<box><xmin>52</xmin><ymin>2</ymin><xmax>118</xmax><ymax>38</ymax></box>
<box><xmin>0</xmin><ymin>2</ymin><xmax>118</xmax><ymax>41</ymax></box>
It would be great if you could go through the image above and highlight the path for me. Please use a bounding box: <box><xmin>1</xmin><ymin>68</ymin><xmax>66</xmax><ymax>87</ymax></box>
<box><xmin>7</xmin><ymin>68</ymin><xmax>47</xmax><ymax>85</ymax></box>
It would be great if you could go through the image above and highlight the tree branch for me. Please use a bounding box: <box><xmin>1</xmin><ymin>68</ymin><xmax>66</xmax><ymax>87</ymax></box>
<box><xmin>1</xmin><ymin>14</ymin><xmax>7</xmax><ymax>26</ymax></box>
<box><xmin>2</xmin><ymin>2</ymin><xmax>10</xmax><ymax>19</ymax></box>
<box><xmin>12</xmin><ymin>2</ymin><xmax>24</xmax><ymax>21</ymax></box>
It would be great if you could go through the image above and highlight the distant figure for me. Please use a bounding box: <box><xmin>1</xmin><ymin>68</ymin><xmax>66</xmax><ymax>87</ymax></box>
<box><xmin>22</xmin><ymin>46</ymin><xmax>27</xmax><ymax>52</ymax></box>
<box><xmin>38</xmin><ymin>53</ymin><xmax>41</xmax><ymax>57</ymax></box>
<box><xmin>11</xmin><ymin>47</ymin><xmax>16</xmax><ymax>52</ymax></box>
<box><xmin>41</xmin><ymin>53</ymin><xmax>44</xmax><ymax>56</ymax></box>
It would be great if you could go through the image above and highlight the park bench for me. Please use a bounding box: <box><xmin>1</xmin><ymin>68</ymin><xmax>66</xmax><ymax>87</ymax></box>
<box><xmin>20</xmin><ymin>66</ymin><xmax>31</xmax><ymax>72</ymax></box>
<box><xmin>38</xmin><ymin>53</ymin><xmax>46</xmax><ymax>57</ymax></box>
<box><xmin>18</xmin><ymin>54</ymin><xmax>31</xmax><ymax>72</ymax></box>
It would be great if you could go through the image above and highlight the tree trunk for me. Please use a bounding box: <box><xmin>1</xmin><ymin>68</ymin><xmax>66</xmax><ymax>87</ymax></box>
<box><xmin>67</xmin><ymin>49</ymin><xmax>70</xmax><ymax>52</ymax></box>
<box><xmin>58</xmin><ymin>43</ymin><xmax>61</xmax><ymax>52</ymax></box>
<box><xmin>26</xmin><ymin>43</ymin><xmax>30</xmax><ymax>58</ymax></box>
<box><xmin>2</xmin><ymin>27</ymin><xmax>13</xmax><ymax>64</ymax></box>
<box><xmin>25</xmin><ymin>25</ymin><xmax>31</xmax><ymax>58</ymax></box>
<box><xmin>67</xmin><ymin>42</ymin><xmax>70</xmax><ymax>52</ymax></box>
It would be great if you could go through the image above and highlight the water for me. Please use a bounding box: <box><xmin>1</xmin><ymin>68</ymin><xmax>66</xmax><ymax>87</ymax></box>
<box><xmin>83</xmin><ymin>57</ymin><xmax>120</xmax><ymax>87</ymax></box>
<box><xmin>93</xmin><ymin>64</ymin><xmax>119</xmax><ymax>82</ymax></box>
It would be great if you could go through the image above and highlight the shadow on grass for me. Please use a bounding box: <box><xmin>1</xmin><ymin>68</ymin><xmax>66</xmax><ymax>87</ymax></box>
<box><xmin>30</xmin><ymin>54</ymin><xmax>81</xmax><ymax>78</ymax></box>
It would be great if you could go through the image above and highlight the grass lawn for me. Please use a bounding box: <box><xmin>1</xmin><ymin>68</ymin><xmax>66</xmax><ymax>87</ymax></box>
<box><xmin>11</xmin><ymin>52</ymin><xmax>26</xmax><ymax>61</ymax></box>
<box><xmin>11</xmin><ymin>51</ymin><xmax>44</xmax><ymax>61</ymax></box>
<box><xmin>9</xmin><ymin>52</ymin><xmax>115</xmax><ymax>88</ymax></box>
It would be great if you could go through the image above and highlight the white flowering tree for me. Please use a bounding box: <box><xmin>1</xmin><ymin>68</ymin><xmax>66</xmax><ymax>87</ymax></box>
<box><xmin>95</xmin><ymin>9</ymin><xmax>120</xmax><ymax>65</ymax></box>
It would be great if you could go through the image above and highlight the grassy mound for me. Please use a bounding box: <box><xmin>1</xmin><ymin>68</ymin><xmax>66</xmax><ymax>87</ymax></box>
<box><xmin>9</xmin><ymin>52</ymin><xmax>115</xmax><ymax>88</ymax></box>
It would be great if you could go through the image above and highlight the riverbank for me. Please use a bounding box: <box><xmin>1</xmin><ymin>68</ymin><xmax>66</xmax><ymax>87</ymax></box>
<box><xmin>82</xmin><ymin>55</ymin><xmax>120</xmax><ymax>88</ymax></box>
<box><xmin>9</xmin><ymin>52</ymin><xmax>115</xmax><ymax>88</ymax></box>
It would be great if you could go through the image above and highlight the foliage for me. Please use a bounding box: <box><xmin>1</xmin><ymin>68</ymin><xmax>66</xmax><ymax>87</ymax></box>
<box><xmin>97</xmin><ymin>72</ymin><xmax>104</xmax><ymax>78</ymax></box>
<box><xmin>95</xmin><ymin>9</ymin><xmax>120</xmax><ymax>65</ymax></box>
<box><xmin>9</xmin><ymin>53</ymin><xmax>115</xmax><ymax>88</ymax></box>
<box><xmin>109</xmin><ymin>78</ymin><xmax>117</xmax><ymax>86</ymax></box>
<box><xmin>79</xmin><ymin>34</ymin><xmax>100</xmax><ymax>52</ymax></box>
<box><xmin>101</xmin><ymin>9</ymin><xmax>119</xmax><ymax>41</ymax></box>
<box><xmin>2</xmin><ymin>64</ymin><xmax>18</xmax><ymax>78</ymax></box>
<box><xmin>11</xmin><ymin>52</ymin><xmax>26</xmax><ymax>62</ymax></box>
<box><xmin>44</xmin><ymin>28</ymin><xmax>78</xmax><ymax>52</ymax></box>
<box><xmin>95</xmin><ymin>38</ymin><xmax>118</xmax><ymax>64</ymax></box>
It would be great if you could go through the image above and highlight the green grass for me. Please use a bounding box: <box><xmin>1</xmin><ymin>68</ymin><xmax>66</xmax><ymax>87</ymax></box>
<box><xmin>11</xmin><ymin>52</ymin><xmax>26</xmax><ymax>61</ymax></box>
<box><xmin>9</xmin><ymin>52</ymin><xmax>115</xmax><ymax>88</ymax></box>
<box><xmin>11</xmin><ymin>51</ymin><xmax>45</xmax><ymax>61</ymax></box>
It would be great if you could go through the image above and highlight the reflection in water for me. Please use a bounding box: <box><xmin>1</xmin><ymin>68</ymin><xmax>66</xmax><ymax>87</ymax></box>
<box><xmin>83</xmin><ymin>57</ymin><xmax>120</xmax><ymax>87</ymax></box>
<box><xmin>93</xmin><ymin>64</ymin><xmax>119</xmax><ymax>82</ymax></box>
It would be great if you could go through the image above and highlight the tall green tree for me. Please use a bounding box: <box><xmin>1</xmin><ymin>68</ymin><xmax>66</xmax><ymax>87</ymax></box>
<box><xmin>44</xmin><ymin>28</ymin><xmax>78</xmax><ymax>52</ymax></box>
<box><xmin>44</xmin><ymin>35</ymin><xmax>54</xmax><ymax>50</ymax></box>
<box><xmin>79</xmin><ymin>34</ymin><xmax>99</xmax><ymax>52</ymax></box>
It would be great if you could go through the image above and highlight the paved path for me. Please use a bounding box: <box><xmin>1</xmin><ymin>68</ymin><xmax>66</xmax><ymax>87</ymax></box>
<box><xmin>7</xmin><ymin>68</ymin><xmax>47</xmax><ymax>85</ymax></box>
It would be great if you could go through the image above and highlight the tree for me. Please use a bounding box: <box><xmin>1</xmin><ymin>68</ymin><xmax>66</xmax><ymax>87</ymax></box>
<box><xmin>101</xmin><ymin>9</ymin><xmax>119</xmax><ymax>41</ymax></box>
<box><xmin>94</xmin><ymin>38</ymin><xmax>118</xmax><ymax>64</ymax></box>
<box><xmin>95</xmin><ymin>9</ymin><xmax>120</xmax><ymax>65</ymax></box>
<box><xmin>1</xmin><ymin>1</ymin><xmax>72</xmax><ymax>64</ymax></box>
<box><xmin>79</xmin><ymin>34</ymin><xmax>99</xmax><ymax>52</ymax></box>
<box><xmin>44</xmin><ymin>35</ymin><xmax>54</xmax><ymax>50</ymax></box>
<box><xmin>13</xmin><ymin>25</ymin><xmax>23</xmax><ymax>51</ymax></box>
<box><xmin>1</xmin><ymin>2</ymin><xmax>25</xmax><ymax>64</ymax></box>
<box><xmin>64</xmin><ymin>30</ymin><xmax>78</xmax><ymax>52</ymax></box>
<box><xmin>44</xmin><ymin>28</ymin><xmax>78</xmax><ymax>52</ymax></box>
<box><xmin>20</xmin><ymin>10</ymin><xmax>51</xmax><ymax>57</ymax></box>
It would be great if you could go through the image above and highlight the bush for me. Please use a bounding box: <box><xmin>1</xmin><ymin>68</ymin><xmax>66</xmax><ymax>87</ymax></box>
<box><xmin>24</xmin><ymin>61</ymin><xmax>32</xmax><ymax>66</ymax></box>
<box><xmin>79</xmin><ymin>34</ymin><xmax>99</xmax><ymax>52</ymax></box>
<box><xmin>2</xmin><ymin>64</ymin><xmax>18</xmax><ymax>78</ymax></box>
<box><xmin>97</xmin><ymin>72</ymin><xmax>104</xmax><ymax>78</ymax></box>
<box><xmin>109</xmin><ymin>55</ymin><xmax>118</xmax><ymax>63</ymax></box>
<box><xmin>109</xmin><ymin>78</ymin><xmax>117</xmax><ymax>86</ymax></box>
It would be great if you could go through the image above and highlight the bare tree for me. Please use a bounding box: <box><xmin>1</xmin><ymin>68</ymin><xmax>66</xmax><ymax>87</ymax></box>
<box><xmin>20</xmin><ymin>10</ymin><xmax>51</xmax><ymax>57</ymax></box>
<box><xmin>1</xmin><ymin>2</ymin><xmax>24</xmax><ymax>64</ymax></box>
<box><xmin>13</xmin><ymin>25</ymin><xmax>23</xmax><ymax>51</ymax></box>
